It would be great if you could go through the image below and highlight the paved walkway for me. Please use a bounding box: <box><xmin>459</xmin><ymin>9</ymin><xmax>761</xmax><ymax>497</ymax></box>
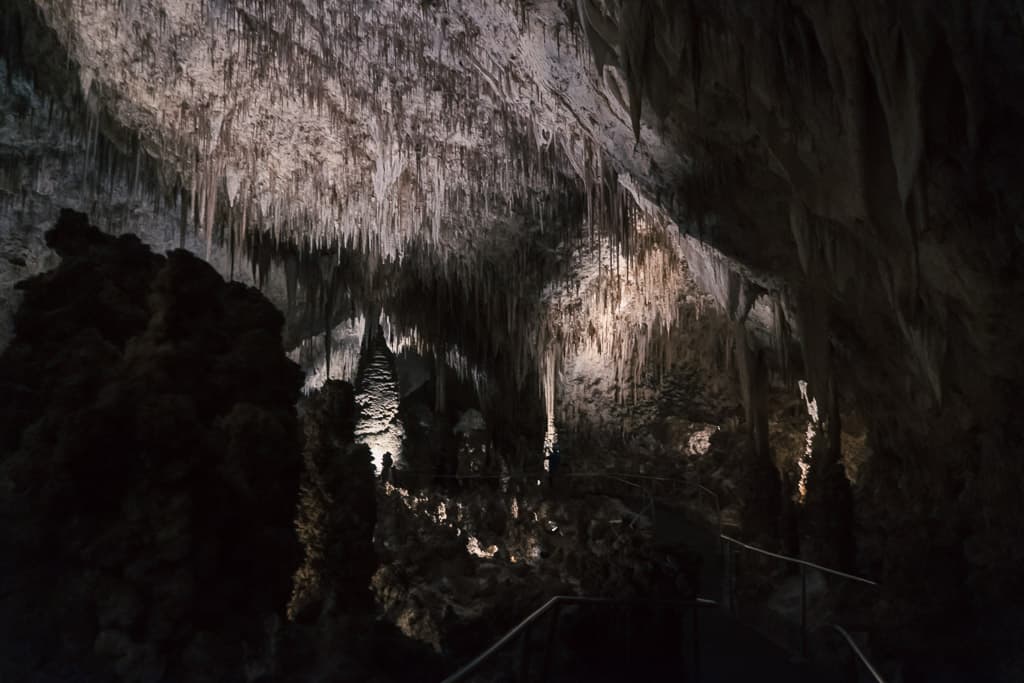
<box><xmin>654</xmin><ymin>504</ymin><xmax>825</xmax><ymax>683</ymax></box>
<box><xmin>442</xmin><ymin>475</ymin><xmax>833</xmax><ymax>682</ymax></box>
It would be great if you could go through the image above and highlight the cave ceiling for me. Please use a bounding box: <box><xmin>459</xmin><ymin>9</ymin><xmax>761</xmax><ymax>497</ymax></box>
<box><xmin>28</xmin><ymin>0</ymin><xmax>657</xmax><ymax>254</ymax></box>
<box><xmin>2</xmin><ymin>0</ymin><xmax>1023</xmax><ymax>433</ymax></box>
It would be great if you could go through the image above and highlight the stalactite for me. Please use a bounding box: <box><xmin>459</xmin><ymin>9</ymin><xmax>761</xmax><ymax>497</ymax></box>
<box><xmin>29</xmin><ymin>0</ymin><xmax>612</xmax><ymax>264</ymax></box>
<box><xmin>11</xmin><ymin>0</ymin><xmax>721</xmax><ymax>437</ymax></box>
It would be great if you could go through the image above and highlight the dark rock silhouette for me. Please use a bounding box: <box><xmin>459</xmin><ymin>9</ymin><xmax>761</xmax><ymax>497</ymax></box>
<box><xmin>0</xmin><ymin>209</ymin><xmax>304</xmax><ymax>682</ymax></box>
<box><xmin>290</xmin><ymin>380</ymin><xmax>377</xmax><ymax>622</ymax></box>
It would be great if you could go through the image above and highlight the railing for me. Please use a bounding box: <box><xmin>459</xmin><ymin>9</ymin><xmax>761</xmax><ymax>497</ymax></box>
<box><xmin>720</xmin><ymin>535</ymin><xmax>877</xmax><ymax>587</ymax></box>
<box><xmin>718</xmin><ymin>535</ymin><xmax>886</xmax><ymax>681</ymax></box>
<box><xmin>720</xmin><ymin>534</ymin><xmax>877</xmax><ymax>659</ymax></box>
<box><xmin>415</xmin><ymin>466</ymin><xmax>886</xmax><ymax>681</ymax></box>
<box><xmin>694</xmin><ymin>484</ymin><xmax>723</xmax><ymax>535</ymax></box>
<box><xmin>833</xmin><ymin>625</ymin><xmax>887</xmax><ymax>683</ymax></box>
<box><xmin>387</xmin><ymin>468</ymin><xmax>705</xmax><ymax>529</ymax></box>
<box><xmin>442</xmin><ymin>595</ymin><xmax>718</xmax><ymax>683</ymax></box>
<box><xmin>603</xmin><ymin>474</ymin><xmax>658</xmax><ymax>527</ymax></box>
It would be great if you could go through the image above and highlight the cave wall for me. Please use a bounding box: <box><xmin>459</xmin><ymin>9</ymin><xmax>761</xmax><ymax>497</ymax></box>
<box><xmin>13</xmin><ymin>0</ymin><xmax>1023</xmax><ymax>438</ymax></box>
<box><xmin>575</xmin><ymin>0</ymin><xmax>1024</xmax><ymax>671</ymax></box>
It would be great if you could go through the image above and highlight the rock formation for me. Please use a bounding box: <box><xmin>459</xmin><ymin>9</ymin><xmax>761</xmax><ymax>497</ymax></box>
<box><xmin>290</xmin><ymin>380</ymin><xmax>377</xmax><ymax>622</ymax></box>
<box><xmin>0</xmin><ymin>209</ymin><xmax>303</xmax><ymax>682</ymax></box>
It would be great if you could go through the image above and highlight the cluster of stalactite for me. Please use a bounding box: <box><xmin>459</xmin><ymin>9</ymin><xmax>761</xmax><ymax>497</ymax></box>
<box><xmin>23</xmin><ymin>0</ymin><xmax>621</xmax><ymax>264</ymax></box>
<box><xmin>541</xmin><ymin>213</ymin><xmax>690</xmax><ymax>406</ymax></box>
<box><xmin>573</xmin><ymin>6</ymin><xmax>1024</xmax><ymax>673</ymax></box>
<box><xmin>0</xmin><ymin>7</ymin><xmax>169</xmax><ymax>223</ymax></box>
<box><xmin>236</xmin><ymin>183</ymin><xmax>699</xmax><ymax>435</ymax></box>
<box><xmin>4</xmin><ymin>0</ymin><xmax>713</xmax><ymax>424</ymax></box>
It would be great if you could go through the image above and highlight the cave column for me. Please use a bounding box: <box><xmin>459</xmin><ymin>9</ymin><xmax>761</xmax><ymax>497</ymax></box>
<box><xmin>319</xmin><ymin>256</ymin><xmax>345</xmax><ymax>381</ymax></box>
<box><xmin>797</xmin><ymin>282</ymin><xmax>856</xmax><ymax>570</ymax></box>
<box><xmin>434</xmin><ymin>354</ymin><xmax>446</xmax><ymax>414</ymax></box>
<box><xmin>790</xmin><ymin>199</ymin><xmax>858</xmax><ymax>569</ymax></box>
<box><xmin>731</xmin><ymin>296</ymin><xmax>781</xmax><ymax>539</ymax></box>
<box><xmin>734</xmin><ymin>322</ymin><xmax>782</xmax><ymax>538</ymax></box>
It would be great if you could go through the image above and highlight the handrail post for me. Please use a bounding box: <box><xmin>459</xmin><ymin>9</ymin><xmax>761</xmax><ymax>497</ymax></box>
<box><xmin>443</xmin><ymin>597</ymin><xmax>720</xmax><ymax>683</ymax></box>
<box><xmin>724</xmin><ymin>543</ymin><xmax>730</xmax><ymax>615</ymax></box>
<box><xmin>650</xmin><ymin>486</ymin><xmax>657</xmax><ymax>526</ymax></box>
<box><xmin>721</xmin><ymin>541</ymin><xmax>729</xmax><ymax>614</ymax></box>
<box><xmin>833</xmin><ymin>624</ymin><xmax>888</xmax><ymax>683</ymax></box>
<box><xmin>692</xmin><ymin>602</ymin><xmax>701</xmax><ymax>682</ymax></box>
<box><xmin>800</xmin><ymin>564</ymin><xmax>807</xmax><ymax>660</ymax></box>
<box><xmin>539</xmin><ymin>602</ymin><xmax>561</xmax><ymax>682</ymax></box>
<box><xmin>729</xmin><ymin>544</ymin><xmax>737</xmax><ymax>617</ymax></box>
<box><xmin>519</xmin><ymin>621</ymin><xmax>532</xmax><ymax>683</ymax></box>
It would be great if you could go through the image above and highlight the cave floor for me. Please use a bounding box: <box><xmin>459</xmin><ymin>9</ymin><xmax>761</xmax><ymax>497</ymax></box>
<box><xmin>696</xmin><ymin>608</ymin><xmax>821</xmax><ymax>683</ymax></box>
<box><xmin>442</xmin><ymin>493</ymin><xmax>828</xmax><ymax>682</ymax></box>
<box><xmin>653</xmin><ymin>503</ymin><xmax>825</xmax><ymax>683</ymax></box>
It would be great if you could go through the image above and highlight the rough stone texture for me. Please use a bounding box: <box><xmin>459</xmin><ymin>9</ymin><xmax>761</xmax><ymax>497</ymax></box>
<box><xmin>25</xmin><ymin>0</ymin><xmax>591</xmax><ymax>254</ymax></box>
<box><xmin>372</xmin><ymin>475</ymin><xmax>699</xmax><ymax>660</ymax></box>
<box><xmin>363</xmin><ymin>373</ymin><xmax>703</xmax><ymax>666</ymax></box>
<box><xmin>3</xmin><ymin>0</ymin><xmax>1024</xmax><ymax>678</ymax></box>
<box><xmin>0</xmin><ymin>0</ymin><xmax>711</xmax><ymax>459</ymax></box>
<box><xmin>290</xmin><ymin>380</ymin><xmax>377</xmax><ymax>622</ymax></box>
<box><xmin>0</xmin><ymin>210</ymin><xmax>303</xmax><ymax>682</ymax></box>
<box><xmin>578</xmin><ymin>5</ymin><xmax>1024</xmax><ymax>675</ymax></box>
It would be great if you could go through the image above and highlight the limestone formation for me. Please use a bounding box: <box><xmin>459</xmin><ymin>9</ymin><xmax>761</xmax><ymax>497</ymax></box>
<box><xmin>1</xmin><ymin>0</ymin><xmax>1023</xmax><ymax>679</ymax></box>
<box><xmin>0</xmin><ymin>209</ymin><xmax>303</xmax><ymax>682</ymax></box>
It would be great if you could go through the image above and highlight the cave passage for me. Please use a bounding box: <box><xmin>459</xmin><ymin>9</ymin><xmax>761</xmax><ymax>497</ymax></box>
<box><xmin>1</xmin><ymin>1</ymin><xmax>1023</xmax><ymax>682</ymax></box>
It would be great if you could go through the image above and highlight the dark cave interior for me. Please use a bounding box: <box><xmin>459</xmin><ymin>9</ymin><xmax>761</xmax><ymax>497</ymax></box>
<box><xmin>1</xmin><ymin>1</ymin><xmax>1024</xmax><ymax>682</ymax></box>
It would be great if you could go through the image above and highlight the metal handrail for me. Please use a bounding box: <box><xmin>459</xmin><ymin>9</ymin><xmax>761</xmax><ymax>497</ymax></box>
<box><xmin>387</xmin><ymin>469</ymin><xmax>697</xmax><ymax>486</ymax></box>
<box><xmin>425</xmin><ymin>470</ymin><xmax>885</xmax><ymax>680</ymax></box>
<box><xmin>833</xmin><ymin>625</ymin><xmax>887</xmax><ymax>683</ymax></box>
<box><xmin>442</xmin><ymin>595</ymin><xmax>718</xmax><ymax>683</ymax></box>
<box><xmin>386</xmin><ymin>469</ymin><xmax>692</xmax><ymax>524</ymax></box>
<box><xmin>720</xmin><ymin>533</ymin><xmax>879</xmax><ymax>667</ymax></box>
<box><xmin>693</xmin><ymin>483</ymin><xmax>723</xmax><ymax>535</ymax></box>
<box><xmin>720</xmin><ymin>534</ymin><xmax>877</xmax><ymax>586</ymax></box>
